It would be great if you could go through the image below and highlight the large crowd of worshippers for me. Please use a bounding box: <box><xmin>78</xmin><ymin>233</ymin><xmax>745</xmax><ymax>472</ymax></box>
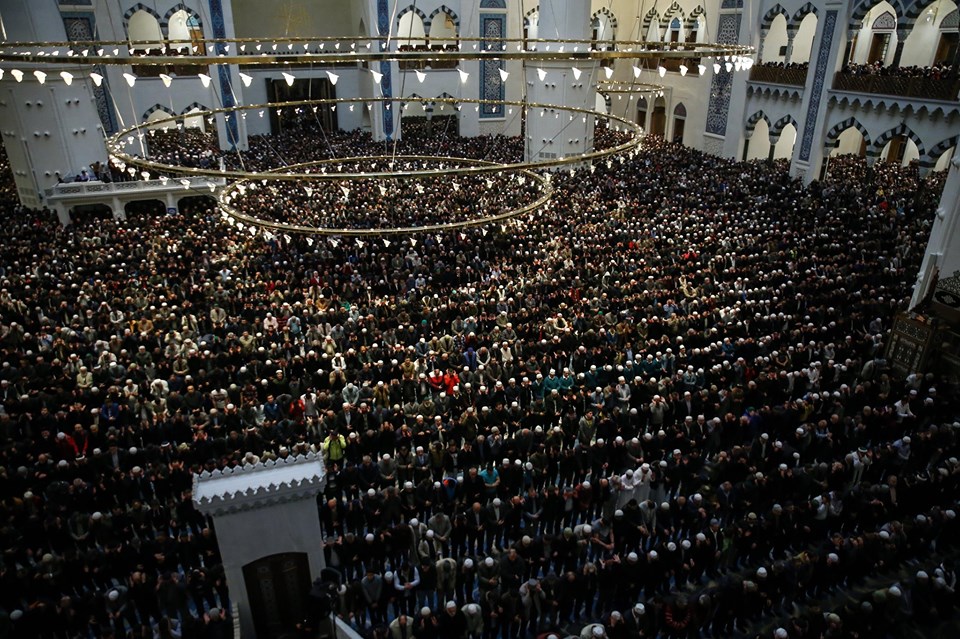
<box><xmin>0</xmin><ymin>125</ymin><xmax>959</xmax><ymax>639</ymax></box>
<box><xmin>227</xmin><ymin>158</ymin><xmax>547</xmax><ymax>229</ymax></box>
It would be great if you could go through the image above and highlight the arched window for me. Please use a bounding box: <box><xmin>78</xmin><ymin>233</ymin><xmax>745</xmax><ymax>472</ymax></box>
<box><xmin>397</xmin><ymin>11</ymin><xmax>427</xmax><ymax>49</ymax></box>
<box><xmin>524</xmin><ymin>9</ymin><xmax>540</xmax><ymax>48</ymax></box>
<box><xmin>672</xmin><ymin>103</ymin><xmax>687</xmax><ymax>144</ymax></box>
<box><xmin>670</xmin><ymin>18</ymin><xmax>683</xmax><ymax>43</ymax></box>
<box><xmin>183</xmin><ymin>107</ymin><xmax>206</xmax><ymax>131</ymax></box>
<box><xmin>128</xmin><ymin>10</ymin><xmax>163</xmax><ymax>52</ymax></box>
<box><xmin>428</xmin><ymin>10</ymin><xmax>459</xmax><ymax>49</ymax></box>
<box><xmin>591</xmin><ymin>11</ymin><xmax>617</xmax><ymax>51</ymax></box>
<box><xmin>167</xmin><ymin>9</ymin><xmax>203</xmax><ymax>54</ymax></box>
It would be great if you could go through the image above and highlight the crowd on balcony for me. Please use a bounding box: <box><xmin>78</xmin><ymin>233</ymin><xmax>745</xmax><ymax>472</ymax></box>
<box><xmin>0</xmin><ymin>128</ymin><xmax>957</xmax><ymax>639</ymax></box>
<box><xmin>754</xmin><ymin>61</ymin><xmax>809</xmax><ymax>71</ymax></box>
<box><xmin>840</xmin><ymin>62</ymin><xmax>955</xmax><ymax>80</ymax></box>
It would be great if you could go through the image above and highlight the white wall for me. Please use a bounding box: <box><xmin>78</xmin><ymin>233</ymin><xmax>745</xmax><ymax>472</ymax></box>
<box><xmin>773</xmin><ymin>123</ymin><xmax>797</xmax><ymax>160</ymax></box>
<box><xmin>232</xmin><ymin>0</ymin><xmax>362</xmax><ymax>38</ymax></box>
<box><xmin>747</xmin><ymin>119</ymin><xmax>770</xmax><ymax>160</ymax></box>
<box><xmin>935</xmin><ymin>147</ymin><xmax>956</xmax><ymax>171</ymax></box>
<box><xmin>851</xmin><ymin>2</ymin><xmax>899</xmax><ymax>66</ymax></box>
<box><xmin>792</xmin><ymin>13</ymin><xmax>818</xmax><ymax>64</ymax></box>
<box><xmin>880</xmin><ymin>136</ymin><xmax>920</xmax><ymax>165</ymax></box>
<box><xmin>902</xmin><ymin>0</ymin><xmax>958</xmax><ymax>67</ymax></box>
<box><xmin>831</xmin><ymin>127</ymin><xmax>867</xmax><ymax>156</ymax></box>
<box><xmin>763</xmin><ymin>14</ymin><xmax>789</xmax><ymax>63</ymax></box>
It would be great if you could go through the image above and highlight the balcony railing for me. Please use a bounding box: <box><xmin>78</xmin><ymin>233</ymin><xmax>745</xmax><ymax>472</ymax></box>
<box><xmin>748</xmin><ymin>65</ymin><xmax>808</xmax><ymax>86</ymax></box>
<box><xmin>832</xmin><ymin>72</ymin><xmax>960</xmax><ymax>101</ymax></box>
<box><xmin>44</xmin><ymin>177</ymin><xmax>226</xmax><ymax>200</ymax></box>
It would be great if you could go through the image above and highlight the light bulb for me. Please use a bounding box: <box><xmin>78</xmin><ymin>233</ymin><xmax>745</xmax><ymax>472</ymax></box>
<box><xmin>34</xmin><ymin>70</ymin><xmax>46</xmax><ymax>84</ymax></box>
<box><xmin>370</xmin><ymin>70</ymin><xmax>383</xmax><ymax>84</ymax></box>
<box><xmin>698</xmin><ymin>64</ymin><xmax>707</xmax><ymax>76</ymax></box>
<box><xmin>679</xmin><ymin>65</ymin><xmax>688</xmax><ymax>76</ymax></box>
<box><xmin>159</xmin><ymin>74</ymin><xmax>172</xmax><ymax>87</ymax></box>
<box><xmin>415</xmin><ymin>70</ymin><xmax>426</xmax><ymax>83</ymax></box>
<box><xmin>633</xmin><ymin>66</ymin><xmax>642</xmax><ymax>78</ymax></box>
<box><xmin>239</xmin><ymin>72</ymin><xmax>253</xmax><ymax>87</ymax></box>
<box><xmin>60</xmin><ymin>71</ymin><xmax>73</xmax><ymax>85</ymax></box>
<box><xmin>326</xmin><ymin>71</ymin><xmax>339</xmax><ymax>85</ymax></box>
<box><xmin>537</xmin><ymin>68</ymin><xmax>547</xmax><ymax>81</ymax></box>
<box><xmin>458</xmin><ymin>68</ymin><xmax>469</xmax><ymax>83</ymax></box>
<box><xmin>658</xmin><ymin>66</ymin><xmax>666</xmax><ymax>77</ymax></box>
<box><xmin>282</xmin><ymin>72</ymin><xmax>295</xmax><ymax>86</ymax></box>
<box><xmin>604</xmin><ymin>66</ymin><xmax>614</xmax><ymax>79</ymax></box>
<box><xmin>499</xmin><ymin>68</ymin><xmax>509</xmax><ymax>81</ymax></box>
<box><xmin>713</xmin><ymin>63</ymin><xmax>721</xmax><ymax>74</ymax></box>
<box><xmin>572</xmin><ymin>67</ymin><xmax>582</xmax><ymax>80</ymax></box>
<box><xmin>89</xmin><ymin>72</ymin><xmax>102</xmax><ymax>86</ymax></box>
<box><xmin>122</xmin><ymin>73</ymin><xmax>136</xmax><ymax>87</ymax></box>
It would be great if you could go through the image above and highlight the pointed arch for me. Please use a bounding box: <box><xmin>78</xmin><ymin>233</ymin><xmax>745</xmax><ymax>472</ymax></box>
<box><xmin>642</xmin><ymin>7</ymin><xmax>661</xmax><ymax>34</ymax></box>
<box><xmin>791</xmin><ymin>3</ymin><xmax>820</xmax><ymax>27</ymax></box>
<box><xmin>426</xmin><ymin>5</ymin><xmax>460</xmax><ymax>29</ymax></box>
<box><xmin>761</xmin><ymin>4</ymin><xmax>790</xmax><ymax>31</ymax></box>
<box><xmin>824</xmin><ymin>117</ymin><xmax>872</xmax><ymax>148</ymax></box>
<box><xmin>925</xmin><ymin>134</ymin><xmax>959</xmax><ymax>166</ymax></box>
<box><xmin>849</xmin><ymin>0</ymin><xmax>908</xmax><ymax>31</ymax></box>
<box><xmin>745</xmin><ymin>110</ymin><xmax>773</xmax><ymax>136</ymax></box>
<box><xmin>905</xmin><ymin>0</ymin><xmax>940</xmax><ymax>24</ymax></box>
<box><xmin>664</xmin><ymin>1</ymin><xmax>686</xmax><ymax>21</ymax></box>
<box><xmin>396</xmin><ymin>6</ymin><xmax>428</xmax><ymax>47</ymax></box>
<box><xmin>871</xmin><ymin>123</ymin><xmax>925</xmax><ymax>158</ymax></box>
<box><xmin>432</xmin><ymin>92</ymin><xmax>458</xmax><ymax>114</ymax></box>
<box><xmin>162</xmin><ymin>3</ymin><xmax>203</xmax><ymax>33</ymax></box>
<box><xmin>686</xmin><ymin>6</ymin><xmax>706</xmax><ymax>32</ymax></box>
<box><xmin>180</xmin><ymin>102</ymin><xmax>210</xmax><ymax>116</ymax></box>
<box><xmin>123</xmin><ymin>3</ymin><xmax>163</xmax><ymax>32</ymax></box>
<box><xmin>402</xmin><ymin>93</ymin><xmax>430</xmax><ymax>107</ymax></box>
<box><xmin>770</xmin><ymin>114</ymin><xmax>799</xmax><ymax>139</ymax></box>
<box><xmin>143</xmin><ymin>104</ymin><xmax>177</xmax><ymax>121</ymax></box>
<box><xmin>592</xmin><ymin>7</ymin><xmax>619</xmax><ymax>29</ymax></box>
<box><xmin>523</xmin><ymin>6</ymin><xmax>539</xmax><ymax>27</ymax></box>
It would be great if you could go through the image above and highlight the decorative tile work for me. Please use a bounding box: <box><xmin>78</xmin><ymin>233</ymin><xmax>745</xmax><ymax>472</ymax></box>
<box><xmin>721</xmin><ymin>0</ymin><xmax>744</xmax><ymax>8</ymax></box>
<box><xmin>705</xmin><ymin>14</ymin><xmax>741</xmax><ymax>136</ymax></box>
<box><xmin>799</xmin><ymin>10</ymin><xmax>837</xmax><ymax>162</ymax></box>
<box><xmin>480</xmin><ymin>14</ymin><xmax>506</xmax><ymax>119</ymax></box>
<box><xmin>208</xmin><ymin>0</ymin><xmax>239</xmax><ymax>146</ymax></box>
<box><xmin>872</xmin><ymin>11</ymin><xmax>897</xmax><ymax>30</ymax></box>
<box><xmin>378</xmin><ymin>0</ymin><xmax>394</xmax><ymax>139</ymax></box>
<box><xmin>62</xmin><ymin>15</ymin><xmax>117</xmax><ymax>134</ymax></box>
<box><xmin>702</xmin><ymin>136</ymin><xmax>725</xmax><ymax>156</ymax></box>
<box><xmin>480</xmin><ymin>0</ymin><xmax>506</xmax><ymax>8</ymax></box>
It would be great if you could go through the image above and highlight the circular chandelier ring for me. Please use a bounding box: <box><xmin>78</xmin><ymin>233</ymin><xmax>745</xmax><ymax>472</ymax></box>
<box><xmin>110</xmin><ymin>97</ymin><xmax>643</xmax><ymax>182</ymax></box>
<box><xmin>218</xmin><ymin>155</ymin><xmax>554</xmax><ymax>237</ymax></box>
<box><xmin>0</xmin><ymin>36</ymin><xmax>753</xmax><ymax>66</ymax></box>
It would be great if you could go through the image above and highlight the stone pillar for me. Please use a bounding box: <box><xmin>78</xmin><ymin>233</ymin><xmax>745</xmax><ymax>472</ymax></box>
<box><xmin>165</xmin><ymin>192</ymin><xmax>179</xmax><ymax>214</ymax></box>
<box><xmin>842</xmin><ymin>32</ymin><xmax>855</xmax><ymax>66</ymax></box>
<box><xmin>911</xmin><ymin>156</ymin><xmax>960</xmax><ymax>309</ymax></box>
<box><xmin>789</xmin><ymin>7</ymin><xmax>843</xmax><ymax>184</ymax></box>
<box><xmin>194</xmin><ymin>453</ymin><xmax>327</xmax><ymax>639</ymax></box>
<box><xmin>111</xmin><ymin>197</ymin><xmax>126</xmax><ymax>220</ymax></box>
<box><xmin>785</xmin><ymin>30</ymin><xmax>797</xmax><ymax>64</ymax></box>
<box><xmin>891</xmin><ymin>33</ymin><xmax>907</xmax><ymax>68</ymax></box>
<box><xmin>0</xmin><ymin>0</ymin><xmax>108</xmax><ymax>209</ymax></box>
<box><xmin>524</xmin><ymin>0</ymin><xmax>597</xmax><ymax>165</ymax></box>
<box><xmin>757</xmin><ymin>30</ymin><xmax>768</xmax><ymax>62</ymax></box>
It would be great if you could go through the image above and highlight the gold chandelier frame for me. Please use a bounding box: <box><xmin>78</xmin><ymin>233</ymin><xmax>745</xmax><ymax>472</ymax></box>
<box><xmin>0</xmin><ymin>36</ymin><xmax>754</xmax><ymax>67</ymax></box>
<box><xmin>108</xmin><ymin>97</ymin><xmax>643</xmax><ymax>181</ymax></box>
